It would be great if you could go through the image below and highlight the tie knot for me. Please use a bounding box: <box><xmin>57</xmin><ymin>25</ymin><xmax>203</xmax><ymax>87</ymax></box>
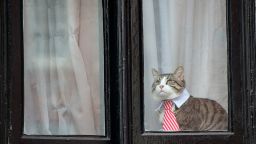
<box><xmin>163</xmin><ymin>100</ymin><xmax>173</xmax><ymax>110</ymax></box>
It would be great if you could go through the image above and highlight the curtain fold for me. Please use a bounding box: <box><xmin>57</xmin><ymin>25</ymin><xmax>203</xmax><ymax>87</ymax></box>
<box><xmin>143</xmin><ymin>0</ymin><xmax>227</xmax><ymax>131</ymax></box>
<box><xmin>24</xmin><ymin>0</ymin><xmax>104</xmax><ymax>135</ymax></box>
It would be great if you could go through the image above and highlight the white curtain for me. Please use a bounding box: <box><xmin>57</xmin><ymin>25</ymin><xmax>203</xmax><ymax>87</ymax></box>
<box><xmin>143</xmin><ymin>0</ymin><xmax>228</xmax><ymax>131</ymax></box>
<box><xmin>23</xmin><ymin>0</ymin><xmax>105</xmax><ymax>135</ymax></box>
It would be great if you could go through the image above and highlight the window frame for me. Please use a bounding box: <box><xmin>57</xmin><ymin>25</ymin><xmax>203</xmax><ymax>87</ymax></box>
<box><xmin>0</xmin><ymin>0</ymin><xmax>8</xmax><ymax>143</ymax></box>
<box><xmin>1</xmin><ymin>0</ymin><xmax>123</xmax><ymax>144</ymax></box>
<box><xmin>122</xmin><ymin>0</ymin><xmax>256</xmax><ymax>143</ymax></box>
<box><xmin>1</xmin><ymin>0</ymin><xmax>256</xmax><ymax>144</ymax></box>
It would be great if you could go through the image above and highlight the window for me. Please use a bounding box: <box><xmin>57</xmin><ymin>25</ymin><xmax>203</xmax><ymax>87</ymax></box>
<box><xmin>125</xmin><ymin>0</ymin><xmax>256</xmax><ymax>143</ymax></box>
<box><xmin>0</xmin><ymin>0</ymin><xmax>255</xmax><ymax>144</ymax></box>
<box><xmin>2</xmin><ymin>0</ymin><xmax>119</xmax><ymax>143</ymax></box>
<box><xmin>143</xmin><ymin>0</ymin><xmax>229</xmax><ymax>132</ymax></box>
<box><xmin>23</xmin><ymin>0</ymin><xmax>105</xmax><ymax>136</ymax></box>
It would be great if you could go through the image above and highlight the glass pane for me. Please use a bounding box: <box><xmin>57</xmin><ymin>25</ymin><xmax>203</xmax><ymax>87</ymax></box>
<box><xmin>143</xmin><ymin>0</ymin><xmax>228</xmax><ymax>132</ymax></box>
<box><xmin>23</xmin><ymin>0</ymin><xmax>105</xmax><ymax>135</ymax></box>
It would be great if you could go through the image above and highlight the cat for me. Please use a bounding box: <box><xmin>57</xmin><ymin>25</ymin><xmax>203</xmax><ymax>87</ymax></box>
<box><xmin>152</xmin><ymin>66</ymin><xmax>228</xmax><ymax>131</ymax></box>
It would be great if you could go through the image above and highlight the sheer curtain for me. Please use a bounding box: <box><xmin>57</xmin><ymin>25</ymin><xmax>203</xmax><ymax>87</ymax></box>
<box><xmin>23</xmin><ymin>0</ymin><xmax>104</xmax><ymax>135</ymax></box>
<box><xmin>143</xmin><ymin>0</ymin><xmax>228</xmax><ymax>131</ymax></box>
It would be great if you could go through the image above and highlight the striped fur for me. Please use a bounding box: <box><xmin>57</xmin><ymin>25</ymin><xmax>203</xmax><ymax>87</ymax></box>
<box><xmin>152</xmin><ymin>66</ymin><xmax>228</xmax><ymax>131</ymax></box>
<box><xmin>175</xmin><ymin>96</ymin><xmax>228</xmax><ymax>131</ymax></box>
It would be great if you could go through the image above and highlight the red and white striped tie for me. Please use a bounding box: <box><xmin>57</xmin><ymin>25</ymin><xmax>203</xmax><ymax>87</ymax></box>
<box><xmin>162</xmin><ymin>100</ymin><xmax>180</xmax><ymax>131</ymax></box>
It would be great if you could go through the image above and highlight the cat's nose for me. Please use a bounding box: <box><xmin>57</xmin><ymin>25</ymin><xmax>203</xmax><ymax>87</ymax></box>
<box><xmin>159</xmin><ymin>85</ymin><xmax>164</xmax><ymax>89</ymax></box>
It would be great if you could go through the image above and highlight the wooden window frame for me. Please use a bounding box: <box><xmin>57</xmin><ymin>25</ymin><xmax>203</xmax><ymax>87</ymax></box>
<box><xmin>0</xmin><ymin>0</ymin><xmax>125</xmax><ymax>144</ymax></box>
<box><xmin>0</xmin><ymin>0</ymin><xmax>8</xmax><ymax>143</ymax></box>
<box><xmin>1</xmin><ymin>0</ymin><xmax>256</xmax><ymax>144</ymax></box>
<box><xmin>122</xmin><ymin>0</ymin><xmax>256</xmax><ymax>143</ymax></box>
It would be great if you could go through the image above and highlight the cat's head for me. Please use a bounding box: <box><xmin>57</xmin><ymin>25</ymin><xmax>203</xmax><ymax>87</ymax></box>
<box><xmin>152</xmin><ymin>66</ymin><xmax>185</xmax><ymax>101</ymax></box>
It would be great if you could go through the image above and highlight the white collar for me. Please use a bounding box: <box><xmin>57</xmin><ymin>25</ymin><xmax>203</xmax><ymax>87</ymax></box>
<box><xmin>155</xmin><ymin>89</ymin><xmax>190</xmax><ymax>112</ymax></box>
<box><xmin>172</xmin><ymin>88</ymin><xmax>190</xmax><ymax>108</ymax></box>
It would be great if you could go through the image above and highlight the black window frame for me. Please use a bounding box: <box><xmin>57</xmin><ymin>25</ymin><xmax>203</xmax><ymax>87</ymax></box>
<box><xmin>1</xmin><ymin>0</ymin><xmax>256</xmax><ymax>144</ymax></box>
<box><xmin>0</xmin><ymin>0</ymin><xmax>124</xmax><ymax>144</ymax></box>
<box><xmin>123</xmin><ymin>0</ymin><xmax>256</xmax><ymax>143</ymax></box>
<box><xmin>0</xmin><ymin>0</ymin><xmax>8</xmax><ymax>143</ymax></box>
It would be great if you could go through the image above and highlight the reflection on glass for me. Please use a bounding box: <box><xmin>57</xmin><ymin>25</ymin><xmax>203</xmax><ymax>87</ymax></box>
<box><xmin>143</xmin><ymin>0</ymin><xmax>228</xmax><ymax>132</ymax></box>
<box><xmin>23</xmin><ymin>0</ymin><xmax>105</xmax><ymax>135</ymax></box>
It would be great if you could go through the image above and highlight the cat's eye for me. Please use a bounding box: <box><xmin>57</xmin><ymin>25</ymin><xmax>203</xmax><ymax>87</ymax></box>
<box><xmin>167</xmin><ymin>80</ymin><xmax>175</xmax><ymax>84</ymax></box>
<box><xmin>155</xmin><ymin>78</ymin><xmax>161</xmax><ymax>83</ymax></box>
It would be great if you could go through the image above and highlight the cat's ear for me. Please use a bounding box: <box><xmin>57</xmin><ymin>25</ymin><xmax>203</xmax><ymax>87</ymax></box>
<box><xmin>152</xmin><ymin>68</ymin><xmax>160</xmax><ymax>80</ymax></box>
<box><xmin>174</xmin><ymin>66</ymin><xmax>184</xmax><ymax>81</ymax></box>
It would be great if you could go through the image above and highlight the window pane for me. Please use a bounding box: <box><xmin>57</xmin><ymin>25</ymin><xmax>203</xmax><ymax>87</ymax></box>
<box><xmin>143</xmin><ymin>0</ymin><xmax>228</xmax><ymax>132</ymax></box>
<box><xmin>23</xmin><ymin>0</ymin><xmax>105</xmax><ymax>135</ymax></box>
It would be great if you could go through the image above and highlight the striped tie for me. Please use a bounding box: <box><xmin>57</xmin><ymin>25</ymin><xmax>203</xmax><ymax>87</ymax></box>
<box><xmin>162</xmin><ymin>100</ymin><xmax>180</xmax><ymax>131</ymax></box>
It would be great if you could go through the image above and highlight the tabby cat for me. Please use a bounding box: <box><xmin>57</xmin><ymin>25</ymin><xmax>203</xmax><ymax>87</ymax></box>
<box><xmin>152</xmin><ymin>66</ymin><xmax>228</xmax><ymax>131</ymax></box>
